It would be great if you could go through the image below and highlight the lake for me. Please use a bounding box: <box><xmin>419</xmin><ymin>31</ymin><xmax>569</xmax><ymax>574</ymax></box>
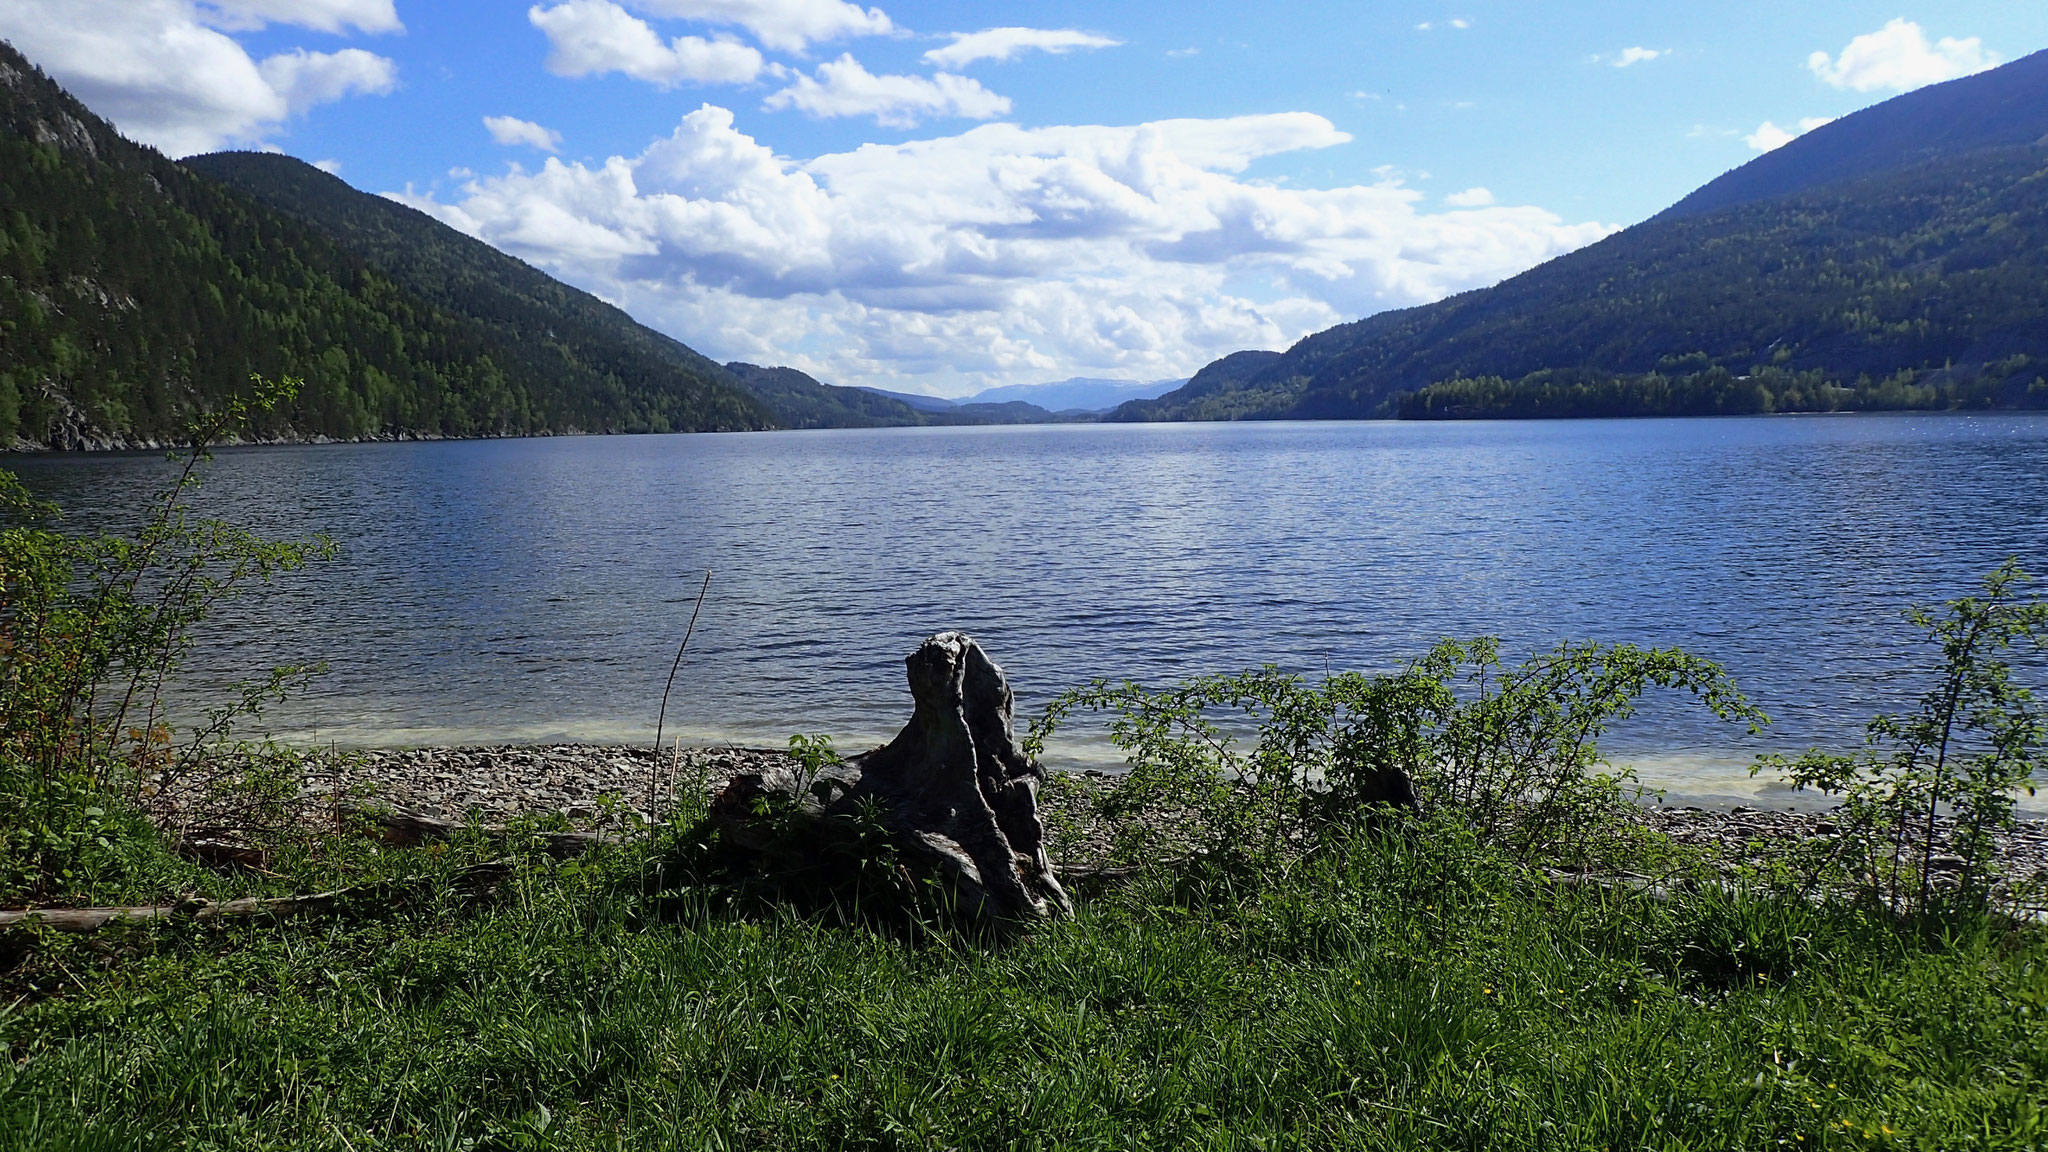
<box><xmin>13</xmin><ymin>413</ymin><xmax>2048</xmax><ymax>808</ymax></box>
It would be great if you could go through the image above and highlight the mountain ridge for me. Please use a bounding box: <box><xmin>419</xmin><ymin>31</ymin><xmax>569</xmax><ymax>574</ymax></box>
<box><xmin>0</xmin><ymin>40</ymin><xmax>776</xmax><ymax>447</ymax></box>
<box><xmin>1117</xmin><ymin>48</ymin><xmax>2048</xmax><ymax>424</ymax></box>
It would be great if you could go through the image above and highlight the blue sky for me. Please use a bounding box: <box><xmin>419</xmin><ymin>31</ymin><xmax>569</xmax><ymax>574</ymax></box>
<box><xmin>5</xmin><ymin>2</ymin><xmax>2044</xmax><ymax>395</ymax></box>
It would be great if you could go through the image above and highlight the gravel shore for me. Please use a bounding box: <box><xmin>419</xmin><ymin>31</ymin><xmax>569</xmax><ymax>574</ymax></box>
<box><xmin>320</xmin><ymin>744</ymin><xmax>2048</xmax><ymax>894</ymax></box>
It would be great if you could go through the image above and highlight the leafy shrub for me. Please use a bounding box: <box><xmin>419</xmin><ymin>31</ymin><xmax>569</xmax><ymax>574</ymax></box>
<box><xmin>1757</xmin><ymin>559</ymin><xmax>2047</xmax><ymax>916</ymax></box>
<box><xmin>1030</xmin><ymin>638</ymin><xmax>1760</xmax><ymax>871</ymax></box>
<box><xmin>0</xmin><ymin>377</ymin><xmax>332</xmax><ymax>903</ymax></box>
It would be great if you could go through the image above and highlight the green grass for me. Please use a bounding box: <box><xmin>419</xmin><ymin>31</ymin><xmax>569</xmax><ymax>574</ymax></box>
<box><xmin>4</xmin><ymin>829</ymin><xmax>2045</xmax><ymax>1151</ymax></box>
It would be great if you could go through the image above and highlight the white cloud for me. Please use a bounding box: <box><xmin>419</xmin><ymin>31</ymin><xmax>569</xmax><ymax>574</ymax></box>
<box><xmin>530</xmin><ymin>1</ymin><xmax>764</xmax><ymax>87</ymax></box>
<box><xmin>1611</xmin><ymin>46</ymin><xmax>1662</xmax><ymax>67</ymax></box>
<box><xmin>1744</xmin><ymin>115</ymin><xmax>1833</xmax><ymax>152</ymax></box>
<box><xmin>0</xmin><ymin>0</ymin><xmax>399</xmax><ymax>155</ymax></box>
<box><xmin>1445</xmin><ymin>186</ymin><xmax>1494</xmax><ymax>207</ymax></box>
<box><xmin>1449</xmin><ymin>18</ymin><xmax>1471</xmax><ymax>30</ymax></box>
<box><xmin>395</xmin><ymin>105</ymin><xmax>1611</xmax><ymax>394</ymax></box>
<box><xmin>765</xmin><ymin>55</ymin><xmax>1010</xmax><ymax>127</ymax></box>
<box><xmin>197</xmin><ymin>0</ymin><xmax>400</xmax><ymax>34</ymax></box>
<box><xmin>1807</xmin><ymin>18</ymin><xmax>1998</xmax><ymax>93</ymax></box>
<box><xmin>312</xmin><ymin>157</ymin><xmax>343</xmax><ymax>173</ymax></box>
<box><xmin>618</xmin><ymin>0</ymin><xmax>891</xmax><ymax>53</ymax></box>
<box><xmin>485</xmin><ymin>115</ymin><xmax>564</xmax><ymax>151</ymax></box>
<box><xmin>258</xmin><ymin>48</ymin><xmax>397</xmax><ymax>109</ymax></box>
<box><xmin>923</xmin><ymin>28</ymin><xmax>1122</xmax><ymax>69</ymax></box>
<box><xmin>1166</xmin><ymin>47</ymin><xmax>1200</xmax><ymax>58</ymax></box>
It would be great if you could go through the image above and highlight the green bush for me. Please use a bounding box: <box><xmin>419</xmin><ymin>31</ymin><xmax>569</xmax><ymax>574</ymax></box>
<box><xmin>1757</xmin><ymin>559</ymin><xmax>2047</xmax><ymax>916</ymax></box>
<box><xmin>0</xmin><ymin>376</ymin><xmax>332</xmax><ymax>904</ymax></box>
<box><xmin>1030</xmin><ymin>638</ymin><xmax>1761</xmax><ymax>872</ymax></box>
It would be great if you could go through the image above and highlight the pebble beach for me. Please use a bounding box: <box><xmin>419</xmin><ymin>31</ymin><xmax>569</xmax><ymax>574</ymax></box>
<box><xmin>311</xmin><ymin>744</ymin><xmax>2048</xmax><ymax>900</ymax></box>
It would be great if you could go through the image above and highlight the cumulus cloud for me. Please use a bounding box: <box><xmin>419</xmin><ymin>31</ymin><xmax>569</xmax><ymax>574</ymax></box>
<box><xmin>485</xmin><ymin>115</ymin><xmax>564</xmax><ymax>151</ymax></box>
<box><xmin>1445</xmin><ymin>187</ymin><xmax>1494</xmax><ymax>207</ymax></box>
<box><xmin>395</xmin><ymin>105</ymin><xmax>1611</xmax><ymax>393</ymax></box>
<box><xmin>765</xmin><ymin>55</ymin><xmax>1010</xmax><ymax>127</ymax></box>
<box><xmin>1744</xmin><ymin>116</ymin><xmax>1834</xmax><ymax>152</ymax></box>
<box><xmin>923</xmin><ymin>28</ymin><xmax>1122</xmax><ymax>69</ymax></box>
<box><xmin>618</xmin><ymin>0</ymin><xmax>891</xmax><ymax>53</ymax></box>
<box><xmin>0</xmin><ymin>0</ymin><xmax>400</xmax><ymax>155</ymax></box>
<box><xmin>530</xmin><ymin>1</ymin><xmax>764</xmax><ymax>87</ymax></box>
<box><xmin>1611</xmin><ymin>46</ymin><xmax>1662</xmax><ymax>67</ymax></box>
<box><xmin>258</xmin><ymin>48</ymin><xmax>396</xmax><ymax>109</ymax></box>
<box><xmin>1807</xmin><ymin>18</ymin><xmax>1997</xmax><ymax>93</ymax></box>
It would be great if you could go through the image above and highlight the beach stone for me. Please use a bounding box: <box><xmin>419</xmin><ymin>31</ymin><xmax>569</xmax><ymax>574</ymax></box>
<box><xmin>709</xmin><ymin>631</ymin><xmax>1073</xmax><ymax>927</ymax></box>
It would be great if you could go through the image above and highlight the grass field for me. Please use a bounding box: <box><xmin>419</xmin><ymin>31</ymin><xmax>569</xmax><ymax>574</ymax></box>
<box><xmin>5</xmin><ymin>821</ymin><xmax>2045</xmax><ymax>1152</ymax></box>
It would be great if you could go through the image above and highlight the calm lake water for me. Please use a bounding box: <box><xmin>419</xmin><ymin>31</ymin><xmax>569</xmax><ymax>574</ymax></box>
<box><xmin>14</xmin><ymin>414</ymin><xmax>2048</xmax><ymax>808</ymax></box>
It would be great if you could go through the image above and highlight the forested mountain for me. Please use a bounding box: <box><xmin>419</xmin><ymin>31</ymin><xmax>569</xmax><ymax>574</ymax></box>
<box><xmin>0</xmin><ymin>41</ymin><xmax>772</xmax><ymax>448</ymax></box>
<box><xmin>1660</xmin><ymin>48</ymin><xmax>2048</xmax><ymax>222</ymax></box>
<box><xmin>1118</xmin><ymin>49</ymin><xmax>2048</xmax><ymax>423</ymax></box>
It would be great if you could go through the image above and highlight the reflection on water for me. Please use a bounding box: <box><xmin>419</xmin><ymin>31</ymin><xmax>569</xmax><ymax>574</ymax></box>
<box><xmin>12</xmin><ymin>413</ymin><xmax>2048</xmax><ymax>808</ymax></box>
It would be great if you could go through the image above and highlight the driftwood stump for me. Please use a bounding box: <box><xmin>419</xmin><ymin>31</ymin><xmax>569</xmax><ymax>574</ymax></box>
<box><xmin>710</xmin><ymin>631</ymin><xmax>1073</xmax><ymax>926</ymax></box>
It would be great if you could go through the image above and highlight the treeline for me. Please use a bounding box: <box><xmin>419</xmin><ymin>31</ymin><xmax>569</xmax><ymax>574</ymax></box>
<box><xmin>0</xmin><ymin>42</ymin><xmax>770</xmax><ymax>448</ymax></box>
<box><xmin>1398</xmin><ymin>357</ymin><xmax>2048</xmax><ymax>420</ymax></box>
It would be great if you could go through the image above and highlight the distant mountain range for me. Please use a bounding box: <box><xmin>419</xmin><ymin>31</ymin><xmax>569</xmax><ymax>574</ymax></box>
<box><xmin>1118</xmin><ymin>48</ymin><xmax>2048</xmax><ymax>423</ymax></box>
<box><xmin>0</xmin><ymin>39</ymin><xmax>1101</xmax><ymax>449</ymax></box>
<box><xmin>858</xmin><ymin>377</ymin><xmax>1185</xmax><ymax>415</ymax></box>
<box><xmin>13</xmin><ymin>27</ymin><xmax>2043</xmax><ymax>447</ymax></box>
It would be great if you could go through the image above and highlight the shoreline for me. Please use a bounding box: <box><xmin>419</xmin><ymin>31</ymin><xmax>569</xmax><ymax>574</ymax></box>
<box><xmin>313</xmin><ymin>744</ymin><xmax>2048</xmax><ymax>889</ymax></box>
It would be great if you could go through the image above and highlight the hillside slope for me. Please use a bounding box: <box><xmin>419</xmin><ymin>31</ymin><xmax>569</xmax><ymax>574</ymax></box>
<box><xmin>1121</xmin><ymin>49</ymin><xmax>2048</xmax><ymax>423</ymax></box>
<box><xmin>182</xmin><ymin>151</ymin><xmax>771</xmax><ymax>437</ymax></box>
<box><xmin>0</xmin><ymin>41</ymin><xmax>771</xmax><ymax>448</ymax></box>
<box><xmin>724</xmin><ymin>362</ymin><xmax>925</xmax><ymax>428</ymax></box>
<box><xmin>1660</xmin><ymin>48</ymin><xmax>2048</xmax><ymax>221</ymax></box>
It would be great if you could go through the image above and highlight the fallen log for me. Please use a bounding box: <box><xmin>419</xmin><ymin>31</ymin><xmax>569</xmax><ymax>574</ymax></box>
<box><xmin>0</xmin><ymin>861</ymin><xmax>514</xmax><ymax>934</ymax></box>
<box><xmin>709</xmin><ymin>631</ymin><xmax>1073</xmax><ymax>928</ymax></box>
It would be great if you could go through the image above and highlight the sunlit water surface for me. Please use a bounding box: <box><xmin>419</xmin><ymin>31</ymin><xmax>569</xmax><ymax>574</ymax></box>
<box><xmin>16</xmin><ymin>414</ymin><xmax>2048</xmax><ymax>809</ymax></box>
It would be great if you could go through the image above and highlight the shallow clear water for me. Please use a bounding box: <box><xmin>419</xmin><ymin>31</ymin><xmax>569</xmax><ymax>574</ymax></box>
<box><xmin>14</xmin><ymin>413</ymin><xmax>2048</xmax><ymax>808</ymax></box>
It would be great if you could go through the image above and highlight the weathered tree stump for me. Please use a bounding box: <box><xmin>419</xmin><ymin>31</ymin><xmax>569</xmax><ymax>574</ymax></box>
<box><xmin>709</xmin><ymin>631</ymin><xmax>1073</xmax><ymax>927</ymax></box>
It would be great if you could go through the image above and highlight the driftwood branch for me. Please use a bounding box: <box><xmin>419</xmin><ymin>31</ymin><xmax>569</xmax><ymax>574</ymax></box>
<box><xmin>170</xmin><ymin>804</ymin><xmax>623</xmax><ymax>867</ymax></box>
<box><xmin>0</xmin><ymin>862</ymin><xmax>513</xmax><ymax>935</ymax></box>
<box><xmin>335</xmin><ymin>803</ymin><xmax>619</xmax><ymax>858</ymax></box>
